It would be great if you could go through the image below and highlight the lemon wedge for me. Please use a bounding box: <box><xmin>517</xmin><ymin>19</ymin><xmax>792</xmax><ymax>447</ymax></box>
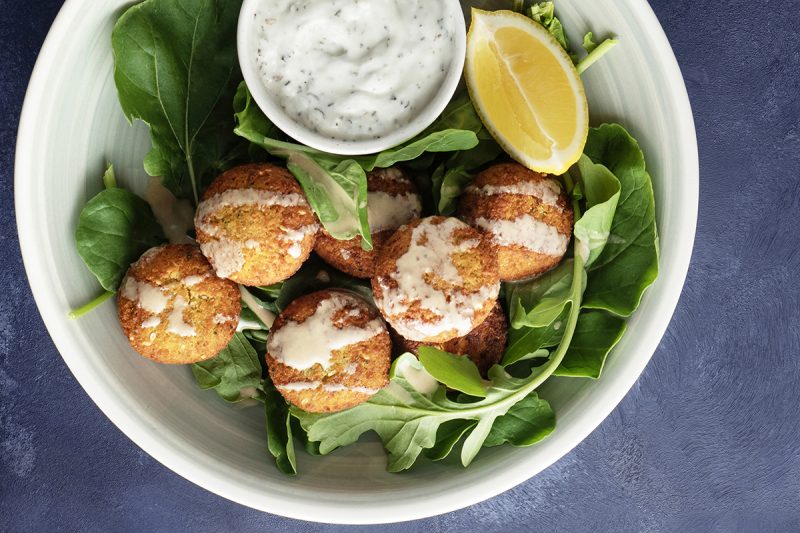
<box><xmin>466</xmin><ymin>9</ymin><xmax>589</xmax><ymax>174</ymax></box>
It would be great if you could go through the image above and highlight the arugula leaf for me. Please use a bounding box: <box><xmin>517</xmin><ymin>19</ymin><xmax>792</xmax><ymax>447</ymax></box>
<box><xmin>583</xmin><ymin>31</ymin><xmax>598</xmax><ymax>53</ymax></box>
<box><xmin>191</xmin><ymin>333</ymin><xmax>263</xmax><ymax>402</ymax></box>
<box><xmin>418</xmin><ymin>347</ymin><xmax>487</xmax><ymax>398</ymax></box>
<box><xmin>483</xmin><ymin>392</ymin><xmax>555</xmax><ymax>447</ymax></box>
<box><xmin>357</xmin><ymin>129</ymin><xmax>479</xmax><ymax>171</ymax></box>
<box><xmin>75</xmin><ymin>169</ymin><xmax>164</xmax><ymax>292</ymax></box>
<box><xmin>554</xmin><ymin>311</ymin><xmax>626</xmax><ymax>378</ymax></box>
<box><xmin>424</xmin><ymin>419</ymin><xmax>478</xmax><ymax>461</ymax></box>
<box><xmin>263</xmin><ymin>378</ymin><xmax>298</xmax><ymax>476</ymax></box>
<box><xmin>528</xmin><ymin>2</ymin><xmax>576</xmax><ymax>62</ymax></box>
<box><xmin>503</xmin><ymin>306</ymin><xmax>567</xmax><ymax>366</ymax></box>
<box><xmin>112</xmin><ymin>0</ymin><xmax>243</xmax><ymax>204</ymax></box>
<box><xmin>582</xmin><ymin>124</ymin><xmax>659</xmax><ymax>317</ymax></box>
<box><xmin>294</xmin><ymin>323</ymin><xmax>582</xmax><ymax>471</ymax></box>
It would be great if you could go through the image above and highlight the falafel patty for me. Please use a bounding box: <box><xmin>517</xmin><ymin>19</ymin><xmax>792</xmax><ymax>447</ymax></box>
<box><xmin>393</xmin><ymin>302</ymin><xmax>508</xmax><ymax>377</ymax></box>
<box><xmin>194</xmin><ymin>163</ymin><xmax>318</xmax><ymax>286</ymax></box>
<box><xmin>117</xmin><ymin>244</ymin><xmax>241</xmax><ymax>364</ymax></box>
<box><xmin>266</xmin><ymin>289</ymin><xmax>391</xmax><ymax>413</ymax></box>
<box><xmin>372</xmin><ymin>216</ymin><xmax>500</xmax><ymax>344</ymax></box>
<box><xmin>457</xmin><ymin>163</ymin><xmax>573</xmax><ymax>281</ymax></box>
<box><xmin>314</xmin><ymin>167</ymin><xmax>422</xmax><ymax>278</ymax></box>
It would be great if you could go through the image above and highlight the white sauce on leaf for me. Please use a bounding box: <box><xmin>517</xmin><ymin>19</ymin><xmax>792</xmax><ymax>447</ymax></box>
<box><xmin>367</xmin><ymin>191</ymin><xmax>422</xmax><ymax>233</ymax></box>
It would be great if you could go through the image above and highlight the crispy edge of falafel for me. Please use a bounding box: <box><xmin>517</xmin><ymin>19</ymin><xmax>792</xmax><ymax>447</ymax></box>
<box><xmin>117</xmin><ymin>244</ymin><xmax>241</xmax><ymax>364</ymax></box>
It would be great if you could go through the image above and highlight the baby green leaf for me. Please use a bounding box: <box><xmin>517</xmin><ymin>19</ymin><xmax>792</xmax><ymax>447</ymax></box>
<box><xmin>582</xmin><ymin>124</ymin><xmax>659</xmax><ymax>316</ymax></box>
<box><xmin>554</xmin><ymin>311</ymin><xmax>627</xmax><ymax>378</ymax></box>
<box><xmin>263</xmin><ymin>378</ymin><xmax>297</xmax><ymax>476</ymax></box>
<box><xmin>432</xmin><ymin>165</ymin><xmax>473</xmax><ymax>216</ymax></box>
<box><xmin>418</xmin><ymin>347</ymin><xmax>487</xmax><ymax>398</ymax></box>
<box><xmin>112</xmin><ymin>0</ymin><xmax>244</xmax><ymax>203</ymax></box>
<box><xmin>75</xmin><ymin>185</ymin><xmax>164</xmax><ymax>292</ymax></box>
<box><xmin>293</xmin><ymin>347</ymin><xmax>580</xmax><ymax>471</ymax></box>
<box><xmin>191</xmin><ymin>333</ymin><xmax>263</xmax><ymax>402</ymax></box>
<box><xmin>573</xmin><ymin>155</ymin><xmax>622</xmax><ymax>268</ymax></box>
<box><xmin>583</xmin><ymin>31</ymin><xmax>598</xmax><ymax>53</ymax></box>
<box><xmin>483</xmin><ymin>392</ymin><xmax>555</xmax><ymax>447</ymax></box>
<box><xmin>358</xmin><ymin>129</ymin><xmax>479</xmax><ymax>171</ymax></box>
<box><xmin>506</xmin><ymin>260</ymin><xmax>576</xmax><ymax>329</ymax></box>
<box><xmin>424</xmin><ymin>419</ymin><xmax>478</xmax><ymax>461</ymax></box>
<box><xmin>528</xmin><ymin>2</ymin><xmax>577</xmax><ymax>62</ymax></box>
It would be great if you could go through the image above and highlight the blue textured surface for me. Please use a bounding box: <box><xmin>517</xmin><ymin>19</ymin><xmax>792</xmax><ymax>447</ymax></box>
<box><xmin>2</xmin><ymin>0</ymin><xmax>800</xmax><ymax>531</ymax></box>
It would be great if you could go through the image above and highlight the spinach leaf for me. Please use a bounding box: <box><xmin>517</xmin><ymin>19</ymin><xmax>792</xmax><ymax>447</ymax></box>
<box><xmin>264</xmin><ymin>378</ymin><xmax>297</xmax><ymax>476</ymax></box>
<box><xmin>554</xmin><ymin>311</ymin><xmax>627</xmax><ymax>378</ymax></box>
<box><xmin>112</xmin><ymin>0</ymin><xmax>243</xmax><ymax>203</ymax></box>
<box><xmin>432</xmin><ymin>165</ymin><xmax>473</xmax><ymax>216</ymax></box>
<box><xmin>573</xmin><ymin>154</ymin><xmax>621</xmax><ymax>268</ymax></box>
<box><xmin>506</xmin><ymin>260</ymin><xmax>577</xmax><ymax>329</ymax></box>
<box><xmin>582</xmin><ymin>124</ymin><xmax>659</xmax><ymax>317</ymax></box>
<box><xmin>75</xmin><ymin>167</ymin><xmax>164</xmax><ymax>292</ymax></box>
<box><xmin>418</xmin><ymin>347</ymin><xmax>487</xmax><ymax>398</ymax></box>
<box><xmin>483</xmin><ymin>392</ymin><xmax>555</xmax><ymax>447</ymax></box>
<box><xmin>191</xmin><ymin>333</ymin><xmax>264</xmax><ymax>402</ymax></box>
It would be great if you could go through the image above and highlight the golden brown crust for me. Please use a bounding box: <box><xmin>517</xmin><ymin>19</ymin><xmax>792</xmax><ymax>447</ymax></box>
<box><xmin>195</xmin><ymin>163</ymin><xmax>318</xmax><ymax>286</ymax></box>
<box><xmin>314</xmin><ymin>167</ymin><xmax>421</xmax><ymax>278</ymax></box>
<box><xmin>393</xmin><ymin>302</ymin><xmax>508</xmax><ymax>377</ymax></box>
<box><xmin>117</xmin><ymin>244</ymin><xmax>240</xmax><ymax>365</ymax></box>
<box><xmin>371</xmin><ymin>216</ymin><xmax>500</xmax><ymax>343</ymax></box>
<box><xmin>457</xmin><ymin>163</ymin><xmax>573</xmax><ymax>281</ymax></box>
<box><xmin>266</xmin><ymin>289</ymin><xmax>391</xmax><ymax>413</ymax></box>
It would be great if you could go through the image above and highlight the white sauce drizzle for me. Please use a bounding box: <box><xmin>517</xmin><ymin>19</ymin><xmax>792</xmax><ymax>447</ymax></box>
<box><xmin>166</xmin><ymin>296</ymin><xmax>197</xmax><ymax>337</ymax></box>
<box><xmin>268</xmin><ymin>293</ymin><xmax>384</xmax><ymax>371</ymax></box>
<box><xmin>375</xmin><ymin>218</ymin><xmax>500</xmax><ymax>340</ymax></box>
<box><xmin>467</xmin><ymin>179</ymin><xmax>563</xmax><ymax>208</ymax></box>
<box><xmin>476</xmin><ymin>215</ymin><xmax>569</xmax><ymax>256</ymax></box>
<box><xmin>141</xmin><ymin>316</ymin><xmax>161</xmax><ymax>329</ymax></box>
<box><xmin>367</xmin><ymin>191</ymin><xmax>422</xmax><ymax>233</ymax></box>
<box><xmin>277</xmin><ymin>381</ymin><xmax>380</xmax><ymax>395</ymax></box>
<box><xmin>144</xmin><ymin>176</ymin><xmax>195</xmax><ymax>244</ymax></box>
<box><xmin>121</xmin><ymin>278</ymin><xmax>169</xmax><ymax>314</ymax></box>
<box><xmin>255</xmin><ymin>0</ymin><xmax>457</xmax><ymax>141</ymax></box>
<box><xmin>195</xmin><ymin>188</ymin><xmax>317</xmax><ymax>277</ymax></box>
<box><xmin>213</xmin><ymin>314</ymin><xmax>236</xmax><ymax>325</ymax></box>
<box><xmin>182</xmin><ymin>274</ymin><xmax>208</xmax><ymax>287</ymax></box>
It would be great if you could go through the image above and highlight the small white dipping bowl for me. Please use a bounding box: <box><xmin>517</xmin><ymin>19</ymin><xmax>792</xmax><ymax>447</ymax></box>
<box><xmin>237</xmin><ymin>0</ymin><xmax>467</xmax><ymax>156</ymax></box>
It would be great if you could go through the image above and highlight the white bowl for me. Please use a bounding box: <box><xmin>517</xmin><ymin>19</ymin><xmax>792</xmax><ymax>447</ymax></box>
<box><xmin>15</xmin><ymin>0</ymin><xmax>698</xmax><ymax>524</ymax></box>
<box><xmin>237</xmin><ymin>0</ymin><xmax>467</xmax><ymax>155</ymax></box>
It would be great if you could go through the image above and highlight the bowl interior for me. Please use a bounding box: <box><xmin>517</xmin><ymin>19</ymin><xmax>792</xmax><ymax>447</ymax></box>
<box><xmin>15</xmin><ymin>0</ymin><xmax>697</xmax><ymax>524</ymax></box>
<box><xmin>237</xmin><ymin>0</ymin><xmax>467</xmax><ymax>155</ymax></box>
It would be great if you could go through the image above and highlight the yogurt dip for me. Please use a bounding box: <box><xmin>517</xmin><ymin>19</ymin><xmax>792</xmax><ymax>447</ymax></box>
<box><xmin>252</xmin><ymin>0</ymin><xmax>460</xmax><ymax>143</ymax></box>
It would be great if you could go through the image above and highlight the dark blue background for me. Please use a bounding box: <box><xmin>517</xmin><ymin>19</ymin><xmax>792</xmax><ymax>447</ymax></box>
<box><xmin>2</xmin><ymin>0</ymin><xmax>799</xmax><ymax>531</ymax></box>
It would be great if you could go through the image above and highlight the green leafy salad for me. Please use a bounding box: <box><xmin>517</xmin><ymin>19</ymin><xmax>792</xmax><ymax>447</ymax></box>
<box><xmin>73</xmin><ymin>0</ymin><xmax>658</xmax><ymax>475</ymax></box>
